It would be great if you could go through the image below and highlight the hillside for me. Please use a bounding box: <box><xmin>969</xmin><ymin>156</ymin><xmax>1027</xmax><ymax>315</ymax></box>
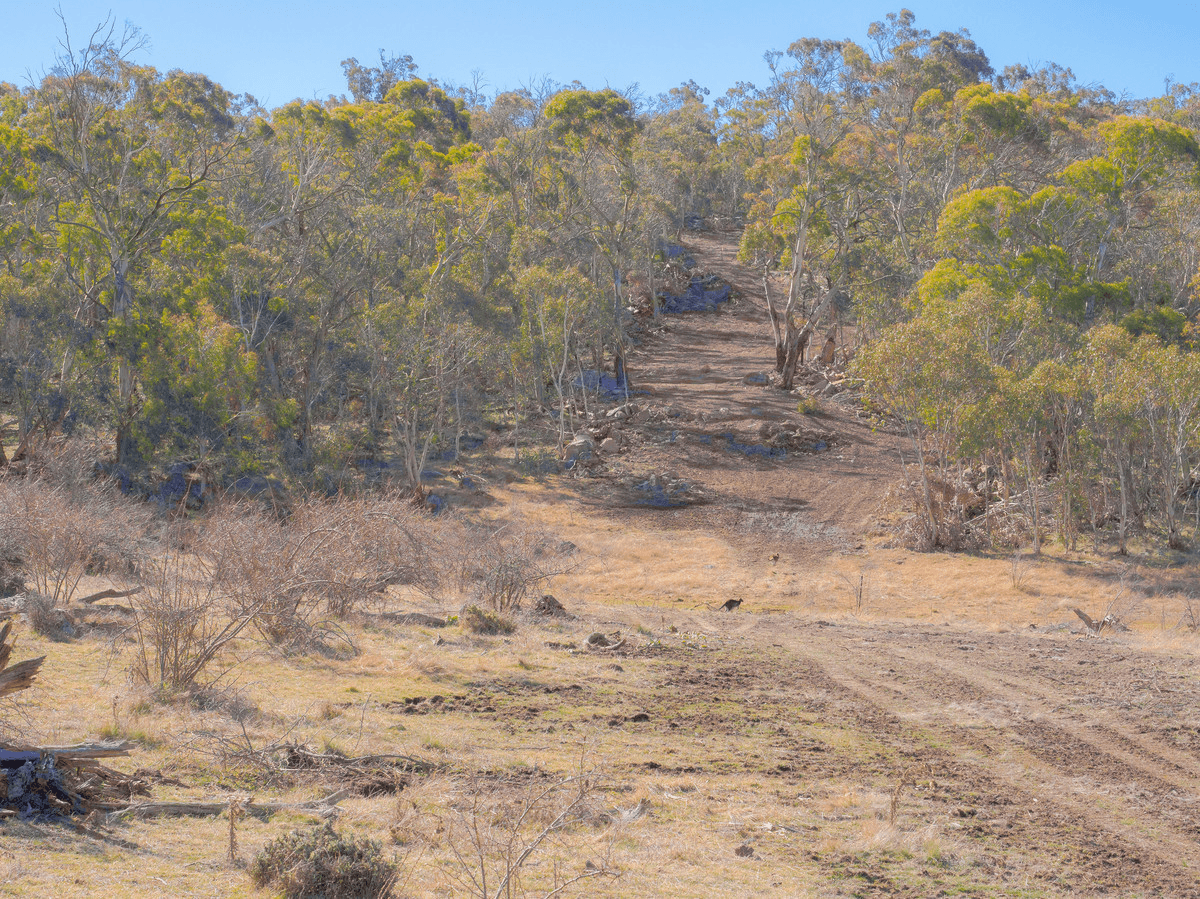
<box><xmin>4</xmin><ymin>234</ymin><xmax>1200</xmax><ymax>898</ymax></box>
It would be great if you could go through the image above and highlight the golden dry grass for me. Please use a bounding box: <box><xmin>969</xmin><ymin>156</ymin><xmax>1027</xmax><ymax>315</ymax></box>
<box><xmin>4</xmin><ymin>481</ymin><xmax>1200</xmax><ymax>897</ymax></box>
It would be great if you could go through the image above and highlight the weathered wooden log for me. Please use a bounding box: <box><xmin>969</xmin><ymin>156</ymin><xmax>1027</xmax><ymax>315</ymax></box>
<box><xmin>109</xmin><ymin>788</ymin><xmax>352</xmax><ymax>821</ymax></box>
<box><xmin>78</xmin><ymin>587</ymin><xmax>143</xmax><ymax>605</ymax></box>
<box><xmin>0</xmin><ymin>656</ymin><xmax>44</xmax><ymax>698</ymax></box>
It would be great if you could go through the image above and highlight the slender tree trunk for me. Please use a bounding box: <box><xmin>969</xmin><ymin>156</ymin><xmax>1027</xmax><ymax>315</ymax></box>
<box><xmin>780</xmin><ymin>284</ymin><xmax>837</xmax><ymax>391</ymax></box>
<box><xmin>1117</xmin><ymin>449</ymin><xmax>1130</xmax><ymax>556</ymax></box>
<box><xmin>763</xmin><ymin>273</ymin><xmax>786</xmax><ymax>371</ymax></box>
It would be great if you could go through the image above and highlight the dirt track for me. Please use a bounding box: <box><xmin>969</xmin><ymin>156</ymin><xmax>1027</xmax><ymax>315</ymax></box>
<box><xmin>543</xmin><ymin>233</ymin><xmax>1200</xmax><ymax>895</ymax></box>
<box><xmin>594</xmin><ymin>232</ymin><xmax>907</xmax><ymax>552</ymax></box>
<box><xmin>433</xmin><ymin>609</ymin><xmax>1200</xmax><ymax>896</ymax></box>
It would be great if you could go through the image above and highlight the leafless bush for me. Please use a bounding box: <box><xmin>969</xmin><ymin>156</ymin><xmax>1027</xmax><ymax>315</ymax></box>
<box><xmin>300</xmin><ymin>494</ymin><xmax>438</xmax><ymax>618</ymax></box>
<box><xmin>129</xmin><ymin>544</ymin><xmax>257</xmax><ymax>694</ymax></box>
<box><xmin>838</xmin><ymin>566</ymin><xmax>873</xmax><ymax>617</ymax></box>
<box><xmin>0</xmin><ymin>478</ymin><xmax>148</xmax><ymax>608</ymax></box>
<box><xmin>1009</xmin><ymin>553</ymin><xmax>1034</xmax><ymax>590</ymax></box>
<box><xmin>1180</xmin><ymin>594</ymin><xmax>1200</xmax><ymax>632</ymax></box>
<box><xmin>431</xmin><ymin>767</ymin><xmax>617</xmax><ymax>899</ymax></box>
<box><xmin>200</xmin><ymin>493</ymin><xmax>437</xmax><ymax>649</ymax></box>
<box><xmin>21</xmin><ymin>592</ymin><xmax>76</xmax><ymax>641</ymax></box>
<box><xmin>200</xmin><ymin>502</ymin><xmax>312</xmax><ymax>647</ymax></box>
<box><xmin>450</xmin><ymin>523</ymin><xmax>570</xmax><ymax>613</ymax></box>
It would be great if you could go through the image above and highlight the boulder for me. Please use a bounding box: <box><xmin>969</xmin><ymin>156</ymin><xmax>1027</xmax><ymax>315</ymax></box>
<box><xmin>564</xmin><ymin>433</ymin><xmax>595</xmax><ymax>462</ymax></box>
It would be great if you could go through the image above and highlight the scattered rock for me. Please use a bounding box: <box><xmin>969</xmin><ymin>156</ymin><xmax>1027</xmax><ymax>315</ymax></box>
<box><xmin>734</xmin><ymin>844</ymin><xmax>755</xmax><ymax>858</ymax></box>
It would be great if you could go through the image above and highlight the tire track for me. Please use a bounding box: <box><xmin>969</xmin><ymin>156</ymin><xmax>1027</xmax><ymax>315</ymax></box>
<box><xmin>880</xmin><ymin>637</ymin><xmax>1200</xmax><ymax>795</ymax></box>
<box><xmin>764</xmin><ymin>624</ymin><xmax>1200</xmax><ymax>895</ymax></box>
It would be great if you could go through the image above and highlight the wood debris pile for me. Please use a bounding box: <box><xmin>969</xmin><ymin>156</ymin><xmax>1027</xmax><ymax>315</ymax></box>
<box><xmin>2</xmin><ymin>619</ymin><xmax>148</xmax><ymax>819</ymax></box>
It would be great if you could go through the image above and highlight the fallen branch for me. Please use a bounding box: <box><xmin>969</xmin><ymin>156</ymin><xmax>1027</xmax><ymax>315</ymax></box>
<box><xmin>0</xmin><ymin>620</ymin><xmax>45</xmax><ymax>698</ymax></box>
<box><xmin>585</xmin><ymin>632</ymin><xmax>626</xmax><ymax>651</ymax></box>
<box><xmin>0</xmin><ymin>656</ymin><xmax>45</xmax><ymax>698</ymax></box>
<box><xmin>1072</xmin><ymin>608</ymin><xmax>1120</xmax><ymax>634</ymax></box>
<box><xmin>376</xmin><ymin>611</ymin><xmax>447</xmax><ymax>628</ymax></box>
<box><xmin>79</xmin><ymin>587</ymin><xmax>143</xmax><ymax>605</ymax></box>
<box><xmin>109</xmin><ymin>788</ymin><xmax>352</xmax><ymax>821</ymax></box>
<box><xmin>37</xmin><ymin>741</ymin><xmax>134</xmax><ymax>760</ymax></box>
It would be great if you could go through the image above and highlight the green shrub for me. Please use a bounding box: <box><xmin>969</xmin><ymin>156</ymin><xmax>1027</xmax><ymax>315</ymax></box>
<box><xmin>461</xmin><ymin>604</ymin><xmax>515</xmax><ymax>635</ymax></box>
<box><xmin>249</xmin><ymin>824</ymin><xmax>396</xmax><ymax>899</ymax></box>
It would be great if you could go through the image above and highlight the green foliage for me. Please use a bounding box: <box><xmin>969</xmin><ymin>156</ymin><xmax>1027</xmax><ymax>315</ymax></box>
<box><xmin>4</xmin><ymin>13</ymin><xmax>1200</xmax><ymax>556</ymax></box>
<box><xmin>1120</xmin><ymin>305</ymin><xmax>1189</xmax><ymax>344</ymax></box>
<box><xmin>544</xmin><ymin>88</ymin><xmax>638</xmax><ymax>154</ymax></box>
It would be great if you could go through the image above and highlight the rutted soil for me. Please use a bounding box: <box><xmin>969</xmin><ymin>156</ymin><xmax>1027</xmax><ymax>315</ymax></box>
<box><xmin>574</xmin><ymin>230</ymin><xmax>907</xmax><ymax>553</ymax></box>
<box><xmin>504</xmin><ymin>231</ymin><xmax>1200</xmax><ymax>893</ymax></box>
<box><xmin>432</xmin><ymin>614</ymin><xmax>1200</xmax><ymax>896</ymax></box>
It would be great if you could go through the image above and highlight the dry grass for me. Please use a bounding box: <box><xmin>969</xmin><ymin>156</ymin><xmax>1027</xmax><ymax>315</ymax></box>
<box><xmin>5</xmin><ymin>479</ymin><xmax>1200</xmax><ymax>897</ymax></box>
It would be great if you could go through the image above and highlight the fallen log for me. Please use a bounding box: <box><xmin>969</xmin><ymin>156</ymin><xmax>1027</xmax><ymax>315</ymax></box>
<box><xmin>377</xmin><ymin>611</ymin><xmax>447</xmax><ymax>628</ymax></box>
<box><xmin>109</xmin><ymin>788</ymin><xmax>352</xmax><ymax>821</ymax></box>
<box><xmin>0</xmin><ymin>656</ymin><xmax>44</xmax><ymax>698</ymax></box>
<box><xmin>0</xmin><ymin>620</ymin><xmax>45</xmax><ymax>698</ymax></box>
<box><xmin>79</xmin><ymin>587</ymin><xmax>143</xmax><ymax>605</ymax></box>
<box><xmin>37</xmin><ymin>741</ymin><xmax>135</xmax><ymax>760</ymax></box>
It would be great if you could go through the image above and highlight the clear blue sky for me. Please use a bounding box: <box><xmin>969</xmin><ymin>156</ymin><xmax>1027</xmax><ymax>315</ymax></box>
<box><xmin>3</xmin><ymin>2</ymin><xmax>1193</xmax><ymax>107</ymax></box>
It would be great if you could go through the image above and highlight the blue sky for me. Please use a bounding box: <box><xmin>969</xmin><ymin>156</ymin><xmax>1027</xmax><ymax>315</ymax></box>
<box><xmin>3</xmin><ymin>2</ymin><xmax>1193</xmax><ymax>107</ymax></box>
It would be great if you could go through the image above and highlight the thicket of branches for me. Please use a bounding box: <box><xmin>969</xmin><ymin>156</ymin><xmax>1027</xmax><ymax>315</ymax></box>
<box><xmin>2</xmin><ymin>11</ymin><xmax>1200</xmax><ymax>550</ymax></box>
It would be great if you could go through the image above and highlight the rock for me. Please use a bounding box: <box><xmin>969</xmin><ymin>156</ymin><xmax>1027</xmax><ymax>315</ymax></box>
<box><xmin>811</xmin><ymin>377</ymin><xmax>829</xmax><ymax>395</ymax></box>
<box><xmin>606</xmin><ymin>402</ymin><xmax>636</xmax><ymax>419</ymax></box>
<box><xmin>585</xmin><ymin>631</ymin><xmax>624</xmax><ymax>649</ymax></box>
<box><xmin>564</xmin><ymin>433</ymin><xmax>595</xmax><ymax>462</ymax></box>
<box><xmin>228</xmin><ymin>474</ymin><xmax>291</xmax><ymax>512</ymax></box>
<box><xmin>600</xmin><ymin>437</ymin><xmax>620</xmax><ymax>453</ymax></box>
<box><xmin>743</xmin><ymin>372</ymin><xmax>769</xmax><ymax>385</ymax></box>
<box><xmin>533</xmin><ymin>595</ymin><xmax>571</xmax><ymax>617</ymax></box>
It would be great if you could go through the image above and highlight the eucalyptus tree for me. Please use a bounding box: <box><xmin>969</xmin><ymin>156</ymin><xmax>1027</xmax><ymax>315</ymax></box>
<box><xmin>735</xmin><ymin>37</ymin><xmax>854</xmax><ymax>387</ymax></box>
<box><xmin>29</xmin><ymin>20</ymin><xmax>245</xmax><ymax>465</ymax></box>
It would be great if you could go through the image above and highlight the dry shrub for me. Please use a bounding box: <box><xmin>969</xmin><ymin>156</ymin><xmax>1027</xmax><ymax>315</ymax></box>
<box><xmin>129</xmin><ymin>545</ymin><xmax>257</xmax><ymax>694</ymax></box>
<box><xmin>447</xmin><ymin>522</ymin><xmax>570</xmax><ymax>612</ymax></box>
<box><xmin>200</xmin><ymin>502</ymin><xmax>313</xmax><ymax>647</ymax></box>
<box><xmin>885</xmin><ymin>478</ymin><xmax>992</xmax><ymax>552</ymax></box>
<box><xmin>0</xmin><ymin>477</ymin><xmax>149</xmax><ymax>607</ymax></box>
<box><xmin>432</xmin><ymin>769</ymin><xmax>615</xmax><ymax>898</ymax></box>
<box><xmin>200</xmin><ymin>493</ymin><xmax>437</xmax><ymax>649</ymax></box>
<box><xmin>299</xmin><ymin>494</ymin><xmax>438</xmax><ymax>618</ymax></box>
<box><xmin>21</xmin><ymin>592</ymin><xmax>76</xmax><ymax>641</ymax></box>
<box><xmin>462</xmin><ymin>604</ymin><xmax>515</xmax><ymax>636</ymax></box>
<box><xmin>250</xmin><ymin>824</ymin><xmax>397</xmax><ymax>899</ymax></box>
